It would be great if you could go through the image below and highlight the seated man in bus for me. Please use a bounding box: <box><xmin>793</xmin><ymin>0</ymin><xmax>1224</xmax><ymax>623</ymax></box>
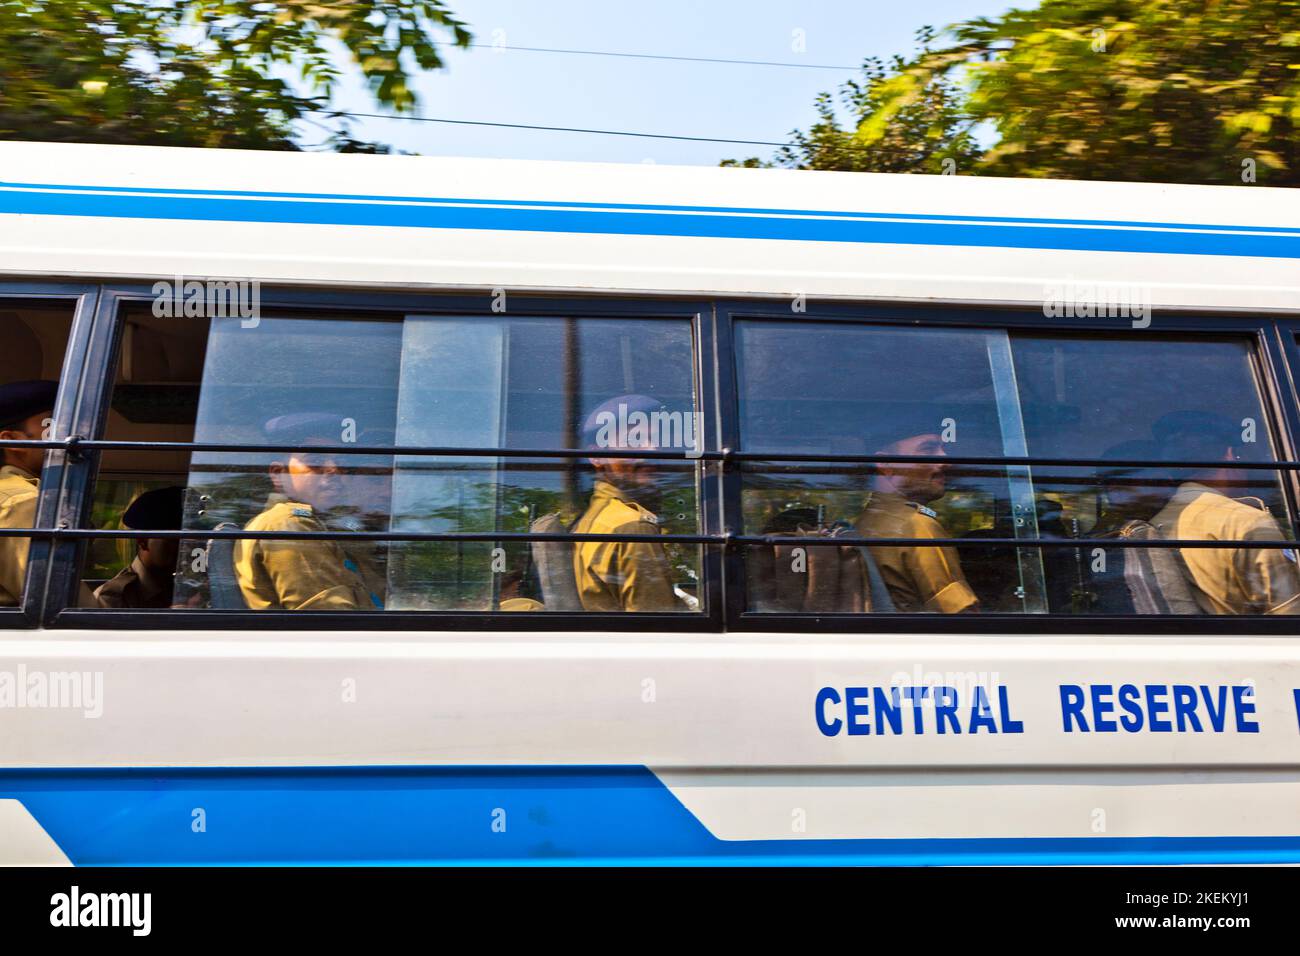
<box><xmin>1090</xmin><ymin>440</ymin><xmax>1200</xmax><ymax>615</ymax></box>
<box><xmin>854</xmin><ymin>416</ymin><xmax>979</xmax><ymax>613</ymax></box>
<box><xmin>0</xmin><ymin>380</ymin><xmax>58</xmax><ymax>607</ymax></box>
<box><xmin>571</xmin><ymin>394</ymin><xmax>681</xmax><ymax>612</ymax></box>
<box><xmin>95</xmin><ymin>486</ymin><xmax>186</xmax><ymax>609</ymax></box>
<box><xmin>1150</xmin><ymin>410</ymin><xmax>1300</xmax><ymax>615</ymax></box>
<box><xmin>234</xmin><ymin>413</ymin><xmax>387</xmax><ymax>611</ymax></box>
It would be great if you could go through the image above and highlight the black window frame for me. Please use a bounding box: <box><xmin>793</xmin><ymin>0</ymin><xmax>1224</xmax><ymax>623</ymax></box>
<box><xmin>718</xmin><ymin>300</ymin><xmax>1300</xmax><ymax>634</ymax></box>
<box><xmin>2</xmin><ymin>278</ymin><xmax>1298</xmax><ymax>634</ymax></box>
<box><xmin>0</xmin><ymin>283</ymin><xmax>101</xmax><ymax>629</ymax></box>
<box><xmin>42</xmin><ymin>283</ymin><xmax>724</xmax><ymax>632</ymax></box>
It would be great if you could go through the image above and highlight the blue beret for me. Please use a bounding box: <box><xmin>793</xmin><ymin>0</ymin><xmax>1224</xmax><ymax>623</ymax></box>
<box><xmin>581</xmin><ymin>394</ymin><xmax>666</xmax><ymax>450</ymax></box>
<box><xmin>0</xmin><ymin>380</ymin><xmax>57</xmax><ymax>429</ymax></box>
<box><xmin>122</xmin><ymin>485</ymin><xmax>185</xmax><ymax>530</ymax></box>
<box><xmin>262</xmin><ymin>412</ymin><xmax>346</xmax><ymax>445</ymax></box>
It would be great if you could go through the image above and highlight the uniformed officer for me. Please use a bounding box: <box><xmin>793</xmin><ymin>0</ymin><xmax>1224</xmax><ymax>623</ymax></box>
<box><xmin>853</xmin><ymin>416</ymin><xmax>979</xmax><ymax>613</ymax></box>
<box><xmin>234</xmin><ymin>413</ymin><xmax>388</xmax><ymax>610</ymax></box>
<box><xmin>0</xmin><ymin>380</ymin><xmax>57</xmax><ymax>607</ymax></box>
<box><xmin>1091</xmin><ymin>440</ymin><xmax>1200</xmax><ymax>615</ymax></box>
<box><xmin>94</xmin><ymin>485</ymin><xmax>185</xmax><ymax>609</ymax></box>
<box><xmin>1150</xmin><ymin>411</ymin><xmax>1300</xmax><ymax>615</ymax></box>
<box><xmin>571</xmin><ymin>394</ymin><xmax>681</xmax><ymax>612</ymax></box>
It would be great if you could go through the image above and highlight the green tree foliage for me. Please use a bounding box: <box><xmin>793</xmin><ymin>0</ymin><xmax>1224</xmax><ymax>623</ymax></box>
<box><xmin>724</xmin><ymin>28</ymin><xmax>983</xmax><ymax>173</ymax></box>
<box><xmin>743</xmin><ymin>2</ymin><xmax>1300</xmax><ymax>185</ymax></box>
<box><xmin>0</xmin><ymin>1</ymin><xmax>471</xmax><ymax>151</ymax></box>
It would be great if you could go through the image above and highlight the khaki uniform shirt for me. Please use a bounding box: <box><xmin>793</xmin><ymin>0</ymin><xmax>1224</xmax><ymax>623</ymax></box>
<box><xmin>94</xmin><ymin>555</ymin><xmax>173</xmax><ymax>609</ymax></box>
<box><xmin>854</xmin><ymin>491</ymin><xmax>978</xmax><ymax>613</ymax></box>
<box><xmin>0</xmin><ymin>465</ymin><xmax>38</xmax><ymax>607</ymax></box>
<box><xmin>234</xmin><ymin>496</ymin><xmax>386</xmax><ymax>611</ymax></box>
<box><xmin>1152</xmin><ymin>482</ymin><xmax>1300</xmax><ymax>615</ymax></box>
<box><xmin>572</xmin><ymin>480</ymin><xmax>678</xmax><ymax>612</ymax></box>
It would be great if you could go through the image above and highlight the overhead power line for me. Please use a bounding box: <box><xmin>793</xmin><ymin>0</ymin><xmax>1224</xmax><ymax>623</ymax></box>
<box><xmin>462</xmin><ymin>42</ymin><xmax>860</xmax><ymax>72</ymax></box>
<box><xmin>308</xmin><ymin>109</ymin><xmax>795</xmax><ymax>148</ymax></box>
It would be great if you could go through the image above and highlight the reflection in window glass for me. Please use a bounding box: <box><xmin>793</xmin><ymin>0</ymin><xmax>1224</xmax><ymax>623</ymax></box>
<box><xmin>736</xmin><ymin>320</ymin><xmax>1026</xmax><ymax>614</ymax></box>
<box><xmin>736</xmin><ymin>321</ymin><xmax>1299</xmax><ymax>617</ymax></box>
<box><xmin>1012</xmin><ymin>336</ymin><xmax>1299</xmax><ymax>615</ymax></box>
<box><xmin>387</xmin><ymin>315</ymin><xmax>698</xmax><ymax>612</ymax></box>
<box><xmin>88</xmin><ymin>309</ymin><xmax>700</xmax><ymax>613</ymax></box>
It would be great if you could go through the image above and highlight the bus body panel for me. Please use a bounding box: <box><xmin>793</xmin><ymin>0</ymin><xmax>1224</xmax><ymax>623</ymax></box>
<box><xmin>1</xmin><ymin>141</ymin><xmax>1299</xmax><ymax>309</ymax></box>
<box><xmin>0</xmin><ymin>141</ymin><xmax>1298</xmax><ymax>864</ymax></box>
<box><xmin>0</xmin><ymin>632</ymin><xmax>1298</xmax><ymax>863</ymax></box>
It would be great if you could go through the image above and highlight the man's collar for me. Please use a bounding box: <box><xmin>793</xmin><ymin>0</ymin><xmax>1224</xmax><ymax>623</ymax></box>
<box><xmin>0</xmin><ymin>464</ymin><xmax>36</xmax><ymax>482</ymax></box>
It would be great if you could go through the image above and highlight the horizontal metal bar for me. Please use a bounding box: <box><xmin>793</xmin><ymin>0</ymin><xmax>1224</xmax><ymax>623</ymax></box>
<box><xmin>6</xmin><ymin>435</ymin><xmax>1295</xmax><ymax>471</ymax></box>
<box><xmin>731</xmin><ymin>534</ymin><xmax>1299</xmax><ymax>550</ymax></box>
<box><xmin>733</xmin><ymin>451</ymin><xmax>1300</xmax><ymax>470</ymax></box>
<box><xmin>0</xmin><ymin>528</ymin><xmax>716</xmax><ymax>544</ymax></box>
<box><xmin>5</xmin><ymin>526</ymin><xmax>1298</xmax><ymax>550</ymax></box>
<box><xmin>4</xmin><ymin>437</ymin><xmax>722</xmax><ymax>462</ymax></box>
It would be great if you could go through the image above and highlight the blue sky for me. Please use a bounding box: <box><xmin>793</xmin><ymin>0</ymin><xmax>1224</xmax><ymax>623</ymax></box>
<box><xmin>304</xmin><ymin>0</ymin><xmax>1008</xmax><ymax>165</ymax></box>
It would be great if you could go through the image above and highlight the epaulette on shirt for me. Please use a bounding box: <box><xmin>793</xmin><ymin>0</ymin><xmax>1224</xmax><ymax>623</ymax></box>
<box><xmin>622</xmin><ymin>499</ymin><xmax>659</xmax><ymax>525</ymax></box>
<box><xmin>1231</xmin><ymin>496</ymin><xmax>1269</xmax><ymax>513</ymax></box>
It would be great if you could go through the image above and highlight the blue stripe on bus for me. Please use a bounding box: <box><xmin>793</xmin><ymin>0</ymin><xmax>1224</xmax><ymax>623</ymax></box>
<box><xmin>6</xmin><ymin>178</ymin><xmax>1300</xmax><ymax>234</ymax></box>
<box><xmin>2</xmin><ymin>181</ymin><xmax>1299</xmax><ymax>259</ymax></box>
<box><xmin>3</xmin><ymin>766</ymin><xmax>1299</xmax><ymax>866</ymax></box>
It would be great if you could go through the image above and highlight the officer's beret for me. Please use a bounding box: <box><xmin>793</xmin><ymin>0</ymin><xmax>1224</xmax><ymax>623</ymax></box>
<box><xmin>0</xmin><ymin>380</ymin><xmax>57</xmax><ymax>429</ymax></box>
<box><xmin>581</xmin><ymin>394</ymin><xmax>667</xmax><ymax>450</ymax></box>
<box><xmin>1152</xmin><ymin>410</ymin><xmax>1238</xmax><ymax>447</ymax></box>
<box><xmin>262</xmin><ymin>412</ymin><xmax>346</xmax><ymax>446</ymax></box>
<box><xmin>121</xmin><ymin>485</ymin><xmax>185</xmax><ymax>530</ymax></box>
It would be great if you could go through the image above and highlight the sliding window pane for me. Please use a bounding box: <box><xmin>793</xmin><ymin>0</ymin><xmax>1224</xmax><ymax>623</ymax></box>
<box><xmin>736</xmin><ymin>320</ymin><xmax>1032</xmax><ymax>614</ymax></box>
<box><xmin>1012</xmin><ymin>335</ymin><xmax>1297</xmax><ymax>615</ymax></box>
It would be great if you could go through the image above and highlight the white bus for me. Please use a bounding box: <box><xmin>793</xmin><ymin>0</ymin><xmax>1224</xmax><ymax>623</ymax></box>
<box><xmin>0</xmin><ymin>140</ymin><xmax>1298</xmax><ymax>865</ymax></box>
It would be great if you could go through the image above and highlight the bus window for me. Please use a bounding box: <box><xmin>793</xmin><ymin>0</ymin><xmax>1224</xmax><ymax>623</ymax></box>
<box><xmin>735</xmin><ymin>320</ymin><xmax>1034</xmax><ymax>614</ymax></box>
<box><xmin>82</xmin><ymin>306</ymin><xmax>700</xmax><ymax>613</ymax></box>
<box><xmin>82</xmin><ymin>305</ymin><xmax>400</xmax><ymax>611</ymax></box>
<box><xmin>1011</xmin><ymin>335</ymin><xmax>1298</xmax><ymax>615</ymax></box>
<box><xmin>386</xmin><ymin>314</ymin><xmax>699</xmax><ymax>613</ymax></box>
<box><xmin>0</xmin><ymin>302</ymin><xmax>76</xmax><ymax>614</ymax></box>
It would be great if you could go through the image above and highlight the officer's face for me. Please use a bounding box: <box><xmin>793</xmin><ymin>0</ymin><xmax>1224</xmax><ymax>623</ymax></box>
<box><xmin>274</xmin><ymin>441</ymin><xmax>348</xmax><ymax>512</ymax></box>
<box><xmin>139</xmin><ymin>537</ymin><xmax>180</xmax><ymax>576</ymax></box>
<box><xmin>598</xmin><ymin>456</ymin><xmax>654</xmax><ymax>487</ymax></box>
<box><xmin>275</xmin><ymin>442</ymin><xmax>394</xmax><ymax>518</ymax></box>
<box><xmin>0</xmin><ymin>410</ymin><xmax>51</xmax><ymax>476</ymax></box>
<box><xmin>878</xmin><ymin>433</ymin><xmax>948</xmax><ymax>503</ymax></box>
<box><xmin>592</xmin><ymin>455</ymin><xmax>661</xmax><ymax>510</ymax></box>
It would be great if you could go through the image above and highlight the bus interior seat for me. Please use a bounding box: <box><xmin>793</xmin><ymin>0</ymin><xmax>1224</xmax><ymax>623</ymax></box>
<box><xmin>205</xmin><ymin>522</ymin><xmax>247</xmax><ymax>610</ymax></box>
<box><xmin>529</xmin><ymin>512</ymin><xmax>581</xmax><ymax>611</ymax></box>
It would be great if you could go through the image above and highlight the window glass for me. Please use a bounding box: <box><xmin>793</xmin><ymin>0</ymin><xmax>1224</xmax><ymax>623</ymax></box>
<box><xmin>735</xmin><ymin>319</ymin><xmax>1299</xmax><ymax>617</ymax></box>
<box><xmin>1012</xmin><ymin>335</ymin><xmax>1297</xmax><ymax>615</ymax></box>
<box><xmin>0</xmin><ymin>301</ymin><xmax>76</xmax><ymax>612</ymax></box>
<box><xmin>388</xmin><ymin>315</ymin><xmax>698</xmax><ymax>612</ymax></box>
<box><xmin>84</xmin><ymin>307</ymin><xmax>700</xmax><ymax>613</ymax></box>
<box><xmin>736</xmin><ymin>320</ymin><xmax>1033</xmax><ymax>614</ymax></box>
